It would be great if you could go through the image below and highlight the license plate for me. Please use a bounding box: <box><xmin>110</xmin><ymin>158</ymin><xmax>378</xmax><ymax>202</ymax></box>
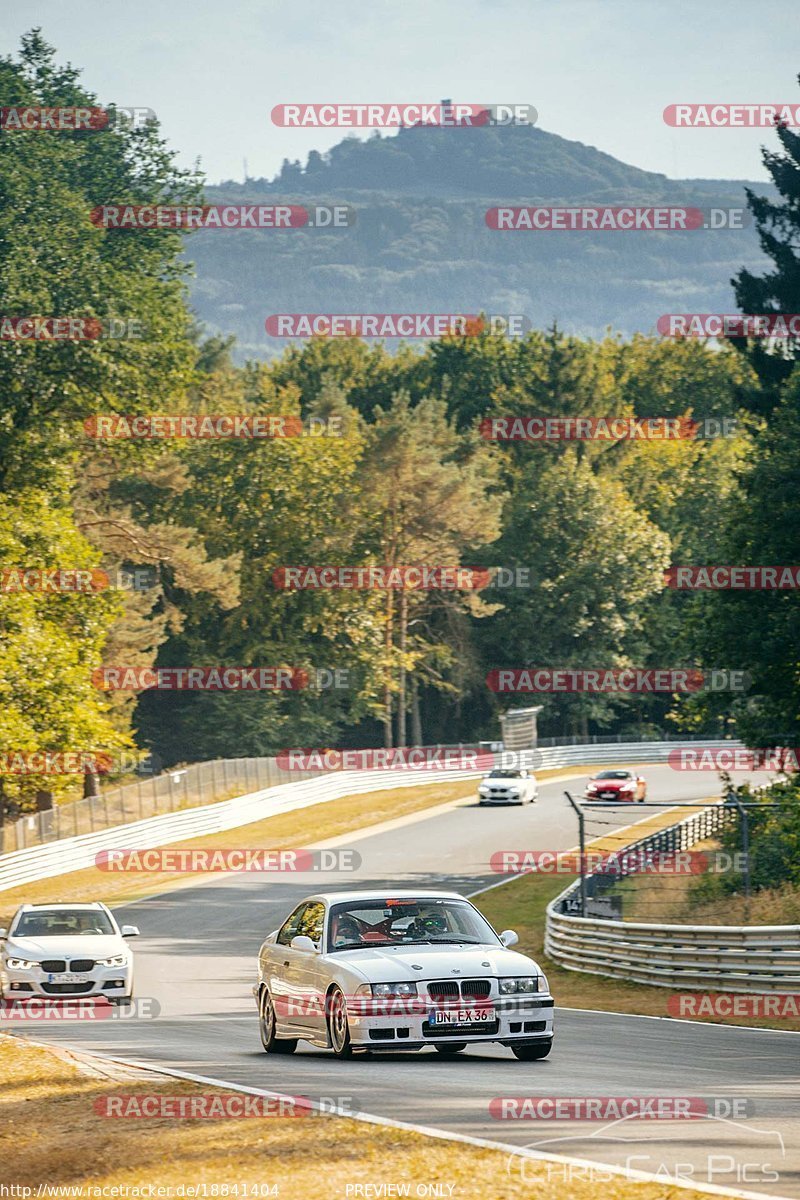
<box><xmin>599</xmin><ymin>792</ymin><xmax>617</xmax><ymax>798</ymax></box>
<box><xmin>429</xmin><ymin>1007</ymin><xmax>493</xmax><ymax>1025</ymax></box>
<box><xmin>48</xmin><ymin>972</ymin><xmax>90</xmax><ymax>983</ymax></box>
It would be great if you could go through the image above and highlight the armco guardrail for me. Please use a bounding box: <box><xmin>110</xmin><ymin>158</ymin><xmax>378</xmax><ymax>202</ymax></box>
<box><xmin>0</xmin><ymin>739</ymin><xmax>742</xmax><ymax>895</ymax></box>
<box><xmin>545</xmin><ymin>800</ymin><xmax>800</xmax><ymax>994</ymax></box>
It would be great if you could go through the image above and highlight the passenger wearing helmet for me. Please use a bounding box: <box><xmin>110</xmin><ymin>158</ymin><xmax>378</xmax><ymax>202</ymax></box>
<box><xmin>331</xmin><ymin>914</ymin><xmax>363</xmax><ymax>947</ymax></box>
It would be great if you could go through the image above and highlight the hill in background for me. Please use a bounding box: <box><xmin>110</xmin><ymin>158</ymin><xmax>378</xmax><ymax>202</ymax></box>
<box><xmin>189</xmin><ymin>122</ymin><xmax>772</xmax><ymax>359</ymax></box>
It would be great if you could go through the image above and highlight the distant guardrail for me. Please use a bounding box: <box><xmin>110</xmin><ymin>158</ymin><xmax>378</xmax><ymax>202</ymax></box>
<box><xmin>545</xmin><ymin>798</ymin><xmax>800</xmax><ymax>994</ymax></box>
<box><xmin>0</xmin><ymin>739</ymin><xmax>744</xmax><ymax>894</ymax></box>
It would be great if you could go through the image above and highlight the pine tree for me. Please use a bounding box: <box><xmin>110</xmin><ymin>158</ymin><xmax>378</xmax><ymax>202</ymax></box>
<box><xmin>732</xmin><ymin>83</ymin><xmax>800</xmax><ymax>415</ymax></box>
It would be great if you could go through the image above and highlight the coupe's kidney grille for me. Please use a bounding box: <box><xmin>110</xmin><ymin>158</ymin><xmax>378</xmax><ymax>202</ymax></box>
<box><xmin>428</xmin><ymin>981</ymin><xmax>460</xmax><ymax>1000</ymax></box>
<box><xmin>461</xmin><ymin>979</ymin><xmax>491</xmax><ymax>999</ymax></box>
<box><xmin>428</xmin><ymin>979</ymin><xmax>492</xmax><ymax>1000</ymax></box>
<box><xmin>69</xmin><ymin>960</ymin><xmax>95</xmax><ymax>972</ymax></box>
<box><xmin>40</xmin><ymin>960</ymin><xmax>66</xmax><ymax>973</ymax></box>
<box><xmin>41</xmin><ymin>982</ymin><xmax>94</xmax><ymax>994</ymax></box>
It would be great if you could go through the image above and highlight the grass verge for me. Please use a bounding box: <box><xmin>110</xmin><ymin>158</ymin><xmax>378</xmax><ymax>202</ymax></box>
<box><xmin>474</xmin><ymin>869</ymin><xmax>800</xmax><ymax>1032</ymax></box>
<box><xmin>0</xmin><ymin>1033</ymin><xmax>739</xmax><ymax>1200</ymax></box>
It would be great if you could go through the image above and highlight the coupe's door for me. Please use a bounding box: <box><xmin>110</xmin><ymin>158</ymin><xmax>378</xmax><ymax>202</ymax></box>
<box><xmin>269</xmin><ymin>903</ymin><xmax>309</xmax><ymax>1030</ymax></box>
<box><xmin>291</xmin><ymin>901</ymin><xmax>327</xmax><ymax>1036</ymax></box>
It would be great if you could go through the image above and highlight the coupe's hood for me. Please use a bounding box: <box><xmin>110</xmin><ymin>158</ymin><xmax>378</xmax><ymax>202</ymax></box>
<box><xmin>4</xmin><ymin>935</ymin><xmax>126</xmax><ymax>959</ymax></box>
<box><xmin>330</xmin><ymin>943</ymin><xmax>540</xmax><ymax>983</ymax></box>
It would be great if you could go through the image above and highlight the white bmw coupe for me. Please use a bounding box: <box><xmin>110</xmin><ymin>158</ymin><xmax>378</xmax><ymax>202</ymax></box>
<box><xmin>254</xmin><ymin>889</ymin><xmax>554</xmax><ymax>1060</ymax></box>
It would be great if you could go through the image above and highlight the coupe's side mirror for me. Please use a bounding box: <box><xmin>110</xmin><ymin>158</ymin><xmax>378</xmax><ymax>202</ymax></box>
<box><xmin>499</xmin><ymin>929</ymin><xmax>519</xmax><ymax>948</ymax></box>
<box><xmin>290</xmin><ymin>935</ymin><xmax>318</xmax><ymax>953</ymax></box>
<box><xmin>265</xmin><ymin>930</ymin><xmax>278</xmax><ymax>943</ymax></box>
<box><xmin>120</xmin><ymin>925</ymin><xmax>140</xmax><ymax>938</ymax></box>
<box><xmin>0</xmin><ymin>928</ymin><xmax>7</xmax><ymax>940</ymax></box>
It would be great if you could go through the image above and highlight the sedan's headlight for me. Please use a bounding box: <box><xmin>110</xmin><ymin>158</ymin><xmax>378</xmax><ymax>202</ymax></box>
<box><xmin>478</xmin><ymin>785</ymin><xmax>490</xmax><ymax>794</ymax></box>
<box><xmin>97</xmin><ymin>954</ymin><xmax>127</xmax><ymax>967</ymax></box>
<box><xmin>499</xmin><ymin>976</ymin><xmax>538</xmax><ymax>994</ymax></box>
<box><xmin>5</xmin><ymin>957</ymin><xmax>37</xmax><ymax>970</ymax></box>
<box><xmin>371</xmin><ymin>982</ymin><xmax>418</xmax><ymax>997</ymax></box>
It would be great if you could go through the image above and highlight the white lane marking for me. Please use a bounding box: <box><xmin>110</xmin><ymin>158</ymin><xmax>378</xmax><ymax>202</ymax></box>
<box><xmin>20</xmin><ymin>1041</ymin><xmax>793</xmax><ymax>1200</ymax></box>
<box><xmin>556</xmin><ymin>1006</ymin><xmax>800</xmax><ymax>1038</ymax></box>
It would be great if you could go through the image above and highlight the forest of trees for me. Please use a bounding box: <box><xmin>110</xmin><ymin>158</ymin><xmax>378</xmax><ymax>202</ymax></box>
<box><xmin>2</xmin><ymin>34</ymin><xmax>799</xmax><ymax>812</ymax></box>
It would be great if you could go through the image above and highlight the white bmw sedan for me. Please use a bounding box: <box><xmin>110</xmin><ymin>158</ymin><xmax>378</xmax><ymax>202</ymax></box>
<box><xmin>0</xmin><ymin>902</ymin><xmax>138</xmax><ymax>1003</ymax></box>
<box><xmin>255</xmin><ymin>890</ymin><xmax>554</xmax><ymax>1060</ymax></box>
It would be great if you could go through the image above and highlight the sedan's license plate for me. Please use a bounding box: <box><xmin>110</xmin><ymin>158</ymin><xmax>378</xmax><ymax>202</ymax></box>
<box><xmin>48</xmin><ymin>972</ymin><xmax>90</xmax><ymax>983</ymax></box>
<box><xmin>599</xmin><ymin>792</ymin><xmax>617</xmax><ymax>798</ymax></box>
<box><xmin>430</xmin><ymin>1008</ymin><xmax>493</xmax><ymax>1025</ymax></box>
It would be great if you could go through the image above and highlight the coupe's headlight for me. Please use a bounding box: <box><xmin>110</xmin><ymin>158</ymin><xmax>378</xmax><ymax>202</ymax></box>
<box><xmin>371</xmin><ymin>982</ymin><xmax>418</xmax><ymax>997</ymax></box>
<box><xmin>6</xmin><ymin>957</ymin><xmax>36</xmax><ymax>970</ymax></box>
<box><xmin>539</xmin><ymin>973</ymin><xmax>550</xmax><ymax>994</ymax></box>
<box><xmin>478</xmin><ymin>785</ymin><xmax>490</xmax><ymax>794</ymax></box>
<box><xmin>97</xmin><ymin>954</ymin><xmax>127</xmax><ymax>967</ymax></box>
<box><xmin>508</xmin><ymin>789</ymin><xmax>520</xmax><ymax>796</ymax></box>
<box><xmin>499</xmin><ymin>976</ymin><xmax>538</xmax><ymax>994</ymax></box>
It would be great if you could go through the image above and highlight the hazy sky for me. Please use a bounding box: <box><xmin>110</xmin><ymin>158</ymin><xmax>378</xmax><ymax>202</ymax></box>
<box><xmin>2</xmin><ymin>0</ymin><xmax>798</xmax><ymax>185</ymax></box>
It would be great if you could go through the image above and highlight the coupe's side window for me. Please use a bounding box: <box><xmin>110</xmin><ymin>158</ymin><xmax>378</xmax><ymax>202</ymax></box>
<box><xmin>296</xmin><ymin>901</ymin><xmax>325</xmax><ymax>946</ymax></box>
<box><xmin>276</xmin><ymin>905</ymin><xmax>307</xmax><ymax>946</ymax></box>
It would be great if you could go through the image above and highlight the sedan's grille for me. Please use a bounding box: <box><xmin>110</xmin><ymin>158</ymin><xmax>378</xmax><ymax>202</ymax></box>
<box><xmin>41</xmin><ymin>982</ymin><xmax>94</xmax><ymax>994</ymax></box>
<box><xmin>40</xmin><ymin>960</ymin><xmax>66</xmax><ymax>973</ymax></box>
<box><xmin>428</xmin><ymin>979</ymin><xmax>492</xmax><ymax>1000</ymax></box>
<box><xmin>69</xmin><ymin>960</ymin><xmax>95</xmax><ymax>972</ymax></box>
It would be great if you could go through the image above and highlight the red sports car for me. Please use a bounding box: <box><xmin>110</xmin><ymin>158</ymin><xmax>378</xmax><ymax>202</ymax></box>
<box><xmin>585</xmin><ymin>769</ymin><xmax>647</xmax><ymax>802</ymax></box>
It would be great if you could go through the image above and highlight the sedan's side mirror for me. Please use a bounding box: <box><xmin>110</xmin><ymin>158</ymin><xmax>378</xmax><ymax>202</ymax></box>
<box><xmin>290</xmin><ymin>935</ymin><xmax>318</xmax><ymax>953</ymax></box>
<box><xmin>499</xmin><ymin>929</ymin><xmax>519</xmax><ymax>948</ymax></box>
<box><xmin>0</xmin><ymin>928</ymin><xmax>7</xmax><ymax>940</ymax></box>
<box><xmin>265</xmin><ymin>930</ymin><xmax>278</xmax><ymax>944</ymax></box>
<box><xmin>120</xmin><ymin>925</ymin><xmax>140</xmax><ymax>938</ymax></box>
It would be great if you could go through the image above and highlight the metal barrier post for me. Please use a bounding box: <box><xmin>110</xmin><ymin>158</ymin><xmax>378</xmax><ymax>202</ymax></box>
<box><xmin>564</xmin><ymin>791</ymin><xmax>586</xmax><ymax>918</ymax></box>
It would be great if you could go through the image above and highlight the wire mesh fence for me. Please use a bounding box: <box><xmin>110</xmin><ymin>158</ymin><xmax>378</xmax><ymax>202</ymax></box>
<box><xmin>0</xmin><ymin>757</ymin><xmax>323</xmax><ymax>853</ymax></box>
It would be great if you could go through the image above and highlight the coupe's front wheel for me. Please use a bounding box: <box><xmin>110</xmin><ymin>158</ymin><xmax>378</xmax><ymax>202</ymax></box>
<box><xmin>259</xmin><ymin>989</ymin><xmax>297</xmax><ymax>1054</ymax></box>
<box><xmin>326</xmin><ymin>986</ymin><xmax>354</xmax><ymax>1058</ymax></box>
<box><xmin>512</xmin><ymin>1040</ymin><xmax>552</xmax><ymax>1061</ymax></box>
<box><xmin>434</xmin><ymin>1043</ymin><xmax>467</xmax><ymax>1056</ymax></box>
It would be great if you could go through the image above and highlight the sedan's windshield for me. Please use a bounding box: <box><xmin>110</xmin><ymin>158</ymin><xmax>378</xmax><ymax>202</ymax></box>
<box><xmin>13</xmin><ymin>910</ymin><xmax>115</xmax><ymax>937</ymax></box>
<box><xmin>327</xmin><ymin>898</ymin><xmax>500</xmax><ymax>952</ymax></box>
<box><xmin>595</xmin><ymin>771</ymin><xmax>631</xmax><ymax>780</ymax></box>
<box><xmin>487</xmin><ymin>769</ymin><xmax>524</xmax><ymax>779</ymax></box>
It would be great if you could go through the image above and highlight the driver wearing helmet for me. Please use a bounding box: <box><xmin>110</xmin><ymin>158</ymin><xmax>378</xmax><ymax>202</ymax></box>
<box><xmin>408</xmin><ymin>909</ymin><xmax>448</xmax><ymax>939</ymax></box>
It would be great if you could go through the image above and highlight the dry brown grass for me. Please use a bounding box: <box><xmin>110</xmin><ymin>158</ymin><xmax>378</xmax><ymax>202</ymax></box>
<box><xmin>0</xmin><ymin>1034</ymin><xmax>733</xmax><ymax>1200</ymax></box>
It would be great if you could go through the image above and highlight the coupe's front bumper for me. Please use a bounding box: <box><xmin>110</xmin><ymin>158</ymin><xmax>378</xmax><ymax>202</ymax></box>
<box><xmin>346</xmin><ymin>994</ymin><xmax>554</xmax><ymax>1048</ymax></box>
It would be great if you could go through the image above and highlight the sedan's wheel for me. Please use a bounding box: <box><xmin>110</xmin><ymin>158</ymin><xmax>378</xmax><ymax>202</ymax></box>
<box><xmin>434</xmin><ymin>1043</ymin><xmax>467</xmax><ymax>1056</ymax></box>
<box><xmin>326</xmin><ymin>986</ymin><xmax>353</xmax><ymax>1058</ymax></box>
<box><xmin>259</xmin><ymin>989</ymin><xmax>297</xmax><ymax>1054</ymax></box>
<box><xmin>512</xmin><ymin>1040</ymin><xmax>552</xmax><ymax>1061</ymax></box>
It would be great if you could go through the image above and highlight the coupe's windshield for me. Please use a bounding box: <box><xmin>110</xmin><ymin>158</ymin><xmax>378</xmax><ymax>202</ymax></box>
<box><xmin>13</xmin><ymin>910</ymin><xmax>115</xmax><ymax>937</ymax></box>
<box><xmin>327</xmin><ymin>897</ymin><xmax>500</xmax><ymax>952</ymax></box>
<box><xmin>487</xmin><ymin>769</ymin><xmax>524</xmax><ymax>779</ymax></box>
<box><xmin>595</xmin><ymin>771</ymin><xmax>631</xmax><ymax>780</ymax></box>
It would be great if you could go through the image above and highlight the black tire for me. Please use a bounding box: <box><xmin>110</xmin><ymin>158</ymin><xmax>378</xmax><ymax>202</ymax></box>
<box><xmin>326</xmin><ymin>985</ymin><xmax>354</xmax><ymax>1058</ymax></box>
<box><xmin>107</xmin><ymin>993</ymin><xmax>133</xmax><ymax>1006</ymax></box>
<box><xmin>258</xmin><ymin>988</ymin><xmax>297</xmax><ymax>1055</ymax></box>
<box><xmin>434</xmin><ymin>1043</ymin><xmax>467</xmax><ymax>1056</ymax></box>
<box><xmin>512</xmin><ymin>1041</ymin><xmax>552</xmax><ymax>1061</ymax></box>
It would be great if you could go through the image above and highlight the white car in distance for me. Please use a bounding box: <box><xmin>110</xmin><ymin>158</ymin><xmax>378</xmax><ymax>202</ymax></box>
<box><xmin>255</xmin><ymin>890</ymin><xmax>554</xmax><ymax>1060</ymax></box>
<box><xmin>0</xmin><ymin>902</ymin><xmax>139</xmax><ymax>1003</ymax></box>
<box><xmin>478</xmin><ymin>767</ymin><xmax>538</xmax><ymax>805</ymax></box>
